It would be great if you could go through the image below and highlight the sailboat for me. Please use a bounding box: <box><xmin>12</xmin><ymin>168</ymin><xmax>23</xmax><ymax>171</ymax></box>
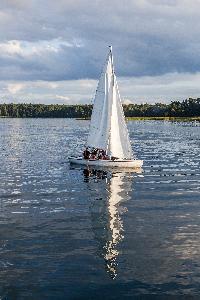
<box><xmin>69</xmin><ymin>47</ymin><xmax>143</xmax><ymax>168</ymax></box>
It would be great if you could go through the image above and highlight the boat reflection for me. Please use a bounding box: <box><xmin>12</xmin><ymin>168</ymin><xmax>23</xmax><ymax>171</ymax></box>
<box><xmin>83</xmin><ymin>167</ymin><xmax>142</xmax><ymax>279</ymax></box>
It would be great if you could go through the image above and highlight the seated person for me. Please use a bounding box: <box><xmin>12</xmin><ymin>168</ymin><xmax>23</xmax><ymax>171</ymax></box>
<box><xmin>98</xmin><ymin>152</ymin><xmax>103</xmax><ymax>159</ymax></box>
<box><xmin>83</xmin><ymin>147</ymin><xmax>90</xmax><ymax>159</ymax></box>
<box><xmin>92</xmin><ymin>148</ymin><xmax>98</xmax><ymax>155</ymax></box>
<box><xmin>90</xmin><ymin>147</ymin><xmax>98</xmax><ymax>159</ymax></box>
<box><xmin>102</xmin><ymin>149</ymin><xmax>106</xmax><ymax>157</ymax></box>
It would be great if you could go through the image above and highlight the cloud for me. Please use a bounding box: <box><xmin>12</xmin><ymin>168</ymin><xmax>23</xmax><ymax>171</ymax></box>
<box><xmin>122</xmin><ymin>99</ymin><xmax>133</xmax><ymax>105</ymax></box>
<box><xmin>0</xmin><ymin>79</ymin><xmax>97</xmax><ymax>104</ymax></box>
<box><xmin>7</xmin><ymin>82</ymin><xmax>25</xmax><ymax>94</ymax></box>
<box><xmin>55</xmin><ymin>95</ymin><xmax>70</xmax><ymax>102</ymax></box>
<box><xmin>0</xmin><ymin>38</ymin><xmax>101</xmax><ymax>81</ymax></box>
<box><xmin>0</xmin><ymin>40</ymin><xmax>23</xmax><ymax>55</ymax></box>
<box><xmin>0</xmin><ymin>39</ymin><xmax>74</xmax><ymax>56</ymax></box>
<box><xmin>1</xmin><ymin>72</ymin><xmax>200</xmax><ymax>104</ymax></box>
<box><xmin>1</xmin><ymin>0</ymin><xmax>200</xmax><ymax>102</ymax></box>
<box><xmin>118</xmin><ymin>72</ymin><xmax>200</xmax><ymax>102</ymax></box>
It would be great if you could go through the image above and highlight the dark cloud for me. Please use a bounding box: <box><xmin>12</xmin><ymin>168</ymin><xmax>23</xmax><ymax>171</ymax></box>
<box><xmin>0</xmin><ymin>0</ymin><xmax>200</xmax><ymax>81</ymax></box>
<box><xmin>0</xmin><ymin>40</ymin><xmax>104</xmax><ymax>81</ymax></box>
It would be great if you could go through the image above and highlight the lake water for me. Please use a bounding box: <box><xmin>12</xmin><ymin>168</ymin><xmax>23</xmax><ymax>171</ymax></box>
<box><xmin>0</xmin><ymin>118</ymin><xmax>199</xmax><ymax>299</ymax></box>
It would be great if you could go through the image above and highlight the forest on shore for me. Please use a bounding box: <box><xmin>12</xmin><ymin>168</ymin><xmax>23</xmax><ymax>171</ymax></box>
<box><xmin>0</xmin><ymin>98</ymin><xmax>199</xmax><ymax>118</ymax></box>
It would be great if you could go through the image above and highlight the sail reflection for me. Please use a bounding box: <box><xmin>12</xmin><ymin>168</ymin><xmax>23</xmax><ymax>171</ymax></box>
<box><xmin>84</xmin><ymin>167</ymin><xmax>142</xmax><ymax>279</ymax></box>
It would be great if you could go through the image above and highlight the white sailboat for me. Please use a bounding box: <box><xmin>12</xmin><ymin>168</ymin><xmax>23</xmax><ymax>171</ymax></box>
<box><xmin>69</xmin><ymin>47</ymin><xmax>143</xmax><ymax>168</ymax></box>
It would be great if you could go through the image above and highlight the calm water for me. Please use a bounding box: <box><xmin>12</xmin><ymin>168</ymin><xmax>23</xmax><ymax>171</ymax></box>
<box><xmin>0</xmin><ymin>118</ymin><xmax>200</xmax><ymax>299</ymax></box>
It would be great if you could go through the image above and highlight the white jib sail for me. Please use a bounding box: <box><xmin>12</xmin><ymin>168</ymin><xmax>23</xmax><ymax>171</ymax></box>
<box><xmin>87</xmin><ymin>47</ymin><xmax>133</xmax><ymax>159</ymax></box>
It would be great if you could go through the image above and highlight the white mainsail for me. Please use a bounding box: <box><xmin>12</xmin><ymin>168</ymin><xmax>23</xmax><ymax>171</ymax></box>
<box><xmin>87</xmin><ymin>47</ymin><xmax>133</xmax><ymax>159</ymax></box>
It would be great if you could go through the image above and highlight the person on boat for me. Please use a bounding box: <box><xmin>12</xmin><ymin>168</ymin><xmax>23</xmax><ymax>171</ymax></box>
<box><xmin>83</xmin><ymin>147</ymin><xmax>90</xmax><ymax>159</ymax></box>
<box><xmin>101</xmin><ymin>149</ymin><xmax>108</xmax><ymax>159</ymax></box>
<box><xmin>92</xmin><ymin>147</ymin><xmax>98</xmax><ymax>156</ymax></box>
<box><xmin>102</xmin><ymin>149</ymin><xmax>106</xmax><ymax>156</ymax></box>
<box><xmin>91</xmin><ymin>147</ymin><xmax>99</xmax><ymax>159</ymax></box>
<box><xmin>98</xmin><ymin>150</ymin><xmax>103</xmax><ymax>160</ymax></box>
<box><xmin>99</xmin><ymin>149</ymin><xmax>108</xmax><ymax>160</ymax></box>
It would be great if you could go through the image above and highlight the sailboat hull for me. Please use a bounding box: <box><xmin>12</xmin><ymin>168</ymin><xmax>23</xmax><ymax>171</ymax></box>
<box><xmin>69</xmin><ymin>157</ymin><xmax>143</xmax><ymax>168</ymax></box>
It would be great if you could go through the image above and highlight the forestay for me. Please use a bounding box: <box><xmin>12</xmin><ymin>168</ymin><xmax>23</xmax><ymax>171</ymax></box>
<box><xmin>87</xmin><ymin>47</ymin><xmax>133</xmax><ymax>159</ymax></box>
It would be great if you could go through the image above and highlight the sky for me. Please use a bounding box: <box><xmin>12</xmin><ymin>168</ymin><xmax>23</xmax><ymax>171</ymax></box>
<box><xmin>1</xmin><ymin>0</ymin><xmax>200</xmax><ymax>104</ymax></box>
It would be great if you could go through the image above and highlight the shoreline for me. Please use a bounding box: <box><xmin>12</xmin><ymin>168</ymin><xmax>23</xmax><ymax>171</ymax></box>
<box><xmin>0</xmin><ymin>116</ymin><xmax>200</xmax><ymax>122</ymax></box>
<box><xmin>76</xmin><ymin>116</ymin><xmax>200</xmax><ymax>122</ymax></box>
<box><xmin>126</xmin><ymin>116</ymin><xmax>200</xmax><ymax>121</ymax></box>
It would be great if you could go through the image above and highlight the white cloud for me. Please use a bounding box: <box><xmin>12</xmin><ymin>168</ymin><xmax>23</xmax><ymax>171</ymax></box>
<box><xmin>119</xmin><ymin>72</ymin><xmax>200</xmax><ymax>102</ymax></box>
<box><xmin>122</xmin><ymin>99</ymin><xmax>133</xmax><ymax>105</ymax></box>
<box><xmin>55</xmin><ymin>95</ymin><xmax>70</xmax><ymax>102</ymax></box>
<box><xmin>0</xmin><ymin>79</ymin><xmax>97</xmax><ymax>104</ymax></box>
<box><xmin>1</xmin><ymin>72</ymin><xmax>200</xmax><ymax>104</ymax></box>
<box><xmin>0</xmin><ymin>40</ymin><xmax>22</xmax><ymax>55</ymax></box>
<box><xmin>0</xmin><ymin>39</ymin><xmax>77</xmax><ymax>57</ymax></box>
<box><xmin>7</xmin><ymin>82</ymin><xmax>25</xmax><ymax>94</ymax></box>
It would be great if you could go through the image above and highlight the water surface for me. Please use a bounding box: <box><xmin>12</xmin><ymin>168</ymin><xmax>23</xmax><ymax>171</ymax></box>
<box><xmin>0</xmin><ymin>118</ymin><xmax>199</xmax><ymax>299</ymax></box>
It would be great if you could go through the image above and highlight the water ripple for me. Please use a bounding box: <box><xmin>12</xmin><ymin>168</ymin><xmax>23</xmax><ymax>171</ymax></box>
<box><xmin>0</xmin><ymin>119</ymin><xmax>200</xmax><ymax>298</ymax></box>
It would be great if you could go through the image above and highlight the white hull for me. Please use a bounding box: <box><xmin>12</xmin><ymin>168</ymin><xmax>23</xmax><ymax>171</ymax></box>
<box><xmin>69</xmin><ymin>157</ymin><xmax>143</xmax><ymax>168</ymax></box>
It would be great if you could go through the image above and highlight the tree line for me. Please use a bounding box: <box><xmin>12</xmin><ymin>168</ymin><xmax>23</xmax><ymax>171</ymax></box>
<box><xmin>0</xmin><ymin>98</ymin><xmax>199</xmax><ymax>118</ymax></box>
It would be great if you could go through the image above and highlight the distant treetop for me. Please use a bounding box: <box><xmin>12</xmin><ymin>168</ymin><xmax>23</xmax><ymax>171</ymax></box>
<box><xmin>0</xmin><ymin>98</ymin><xmax>199</xmax><ymax>118</ymax></box>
